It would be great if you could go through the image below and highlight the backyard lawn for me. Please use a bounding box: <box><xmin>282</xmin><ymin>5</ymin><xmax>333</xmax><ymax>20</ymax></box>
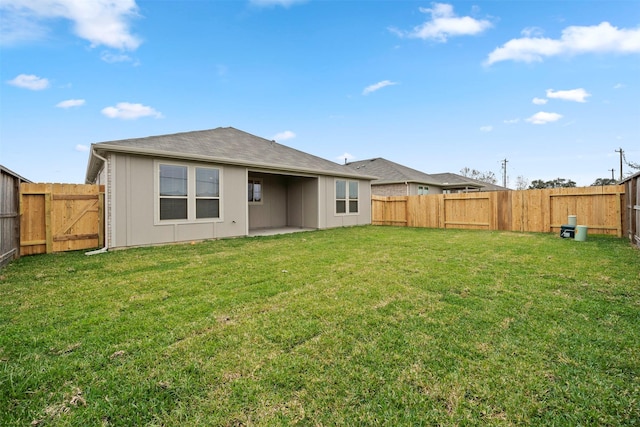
<box><xmin>1</xmin><ymin>226</ymin><xmax>639</xmax><ymax>426</ymax></box>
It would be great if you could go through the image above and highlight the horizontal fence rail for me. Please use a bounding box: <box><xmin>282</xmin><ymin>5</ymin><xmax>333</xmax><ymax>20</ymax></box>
<box><xmin>372</xmin><ymin>185</ymin><xmax>625</xmax><ymax>237</ymax></box>
<box><xmin>20</xmin><ymin>183</ymin><xmax>104</xmax><ymax>256</ymax></box>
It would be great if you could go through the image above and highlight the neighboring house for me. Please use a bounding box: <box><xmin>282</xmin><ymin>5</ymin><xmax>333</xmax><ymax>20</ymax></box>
<box><xmin>345</xmin><ymin>158</ymin><xmax>451</xmax><ymax>196</ymax></box>
<box><xmin>85</xmin><ymin>127</ymin><xmax>375</xmax><ymax>249</ymax></box>
<box><xmin>1</xmin><ymin>165</ymin><xmax>31</xmax><ymax>267</ymax></box>
<box><xmin>428</xmin><ymin>173</ymin><xmax>510</xmax><ymax>193</ymax></box>
<box><xmin>344</xmin><ymin>158</ymin><xmax>507</xmax><ymax>196</ymax></box>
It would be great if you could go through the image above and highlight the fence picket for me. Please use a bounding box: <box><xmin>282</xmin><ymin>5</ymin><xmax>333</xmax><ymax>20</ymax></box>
<box><xmin>20</xmin><ymin>183</ymin><xmax>105</xmax><ymax>255</ymax></box>
<box><xmin>372</xmin><ymin>185</ymin><xmax>625</xmax><ymax>236</ymax></box>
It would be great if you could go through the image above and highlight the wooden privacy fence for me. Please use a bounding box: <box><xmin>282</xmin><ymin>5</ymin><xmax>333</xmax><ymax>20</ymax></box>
<box><xmin>622</xmin><ymin>172</ymin><xmax>639</xmax><ymax>247</ymax></box>
<box><xmin>372</xmin><ymin>185</ymin><xmax>625</xmax><ymax>236</ymax></box>
<box><xmin>20</xmin><ymin>183</ymin><xmax>104</xmax><ymax>256</ymax></box>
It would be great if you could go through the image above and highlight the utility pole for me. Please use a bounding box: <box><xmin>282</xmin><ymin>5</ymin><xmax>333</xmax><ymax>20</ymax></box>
<box><xmin>609</xmin><ymin>169</ymin><xmax>615</xmax><ymax>180</ymax></box>
<box><xmin>615</xmin><ymin>148</ymin><xmax>623</xmax><ymax>180</ymax></box>
<box><xmin>501</xmin><ymin>158</ymin><xmax>508</xmax><ymax>188</ymax></box>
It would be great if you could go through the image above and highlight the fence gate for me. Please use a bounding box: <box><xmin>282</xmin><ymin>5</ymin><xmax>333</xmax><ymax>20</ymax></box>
<box><xmin>20</xmin><ymin>183</ymin><xmax>104</xmax><ymax>256</ymax></box>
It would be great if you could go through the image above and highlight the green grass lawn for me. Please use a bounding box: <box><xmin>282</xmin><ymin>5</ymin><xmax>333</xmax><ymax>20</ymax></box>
<box><xmin>1</xmin><ymin>226</ymin><xmax>639</xmax><ymax>426</ymax></box>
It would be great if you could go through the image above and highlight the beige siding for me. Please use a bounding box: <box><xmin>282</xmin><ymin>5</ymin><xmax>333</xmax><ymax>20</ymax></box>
<box><xmin>248</xmin><ymin>174</ymin><xmax>288</xmax><ymax>229</ymax></box>
<box><xmin>320</xmin><ymin>176</ymin><xmax>371</xmax><ymax>229</ymax></box>
<box><xmin>110</xmin><ymin>154</ymin><xmax>248</xmax><ymax>248</ymax></box>
<box><xmin>105</xmin><ymin>153</ymin><xmax>372</xmax><ymax>248</ymax></box>
<box><xmin>373</xmin><ymin>183</ymin><xmax>444</xmax><ymax>197</ymax></box>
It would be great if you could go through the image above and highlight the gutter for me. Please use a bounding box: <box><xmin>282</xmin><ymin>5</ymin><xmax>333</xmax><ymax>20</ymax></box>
<box><xmin>85</xmin><ymin>148</ymin><xmax>109</xmax><ymax>255</ymax></box>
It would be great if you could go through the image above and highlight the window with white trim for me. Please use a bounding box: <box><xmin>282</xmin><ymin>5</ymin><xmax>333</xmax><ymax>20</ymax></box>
<box><xmin>418</xmin><ymin>185</ymin><xmax>429</xmax><ymax>195</ymax></box>
<box><xmin>195</xmin><ymin>167</ymin><xmax>220</xmax><ymax>219</ymax></box>
<box><xmin>160</xmin><ymin>164</ymin><xmax>188</xmax><ymax>220</ymax></box>
<box><xmin>248</xmin><ymin>178</ymin><xmax>262</xmax><ymax>203</ymax></box>
<box><xmin>336</xmin><ymin>179</ymin><xmax>359</xmax><ymax>214</ymax></box>
<box><xmin>158</xmin><ymin>163</ymin><xmax>221</xmax><ymax>222</ymax></box>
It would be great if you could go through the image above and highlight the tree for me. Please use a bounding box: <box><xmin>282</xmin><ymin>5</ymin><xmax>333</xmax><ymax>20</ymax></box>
<box><xmin>515</xmin><ymin>175</ymin><xmax>529</xmax><ymax>190</ymax></box>
<box><xmin>528</xmin><ymin>178</ymin><xmax>577</xmax><ymax>189</ymax></box>
<box><xmin>591</xmin><ymin>178</ymin><xmax>618</xmax><ymax>186</ymax></box>
<box><xmin>529</xmin><ymin>179</ymin><xmax>547</xmax><ymax>189</ymax></box>
<box><xmin>460</xmin><ymin>167</ymin><xmax>498</xmax><ymax>184</ymax></box>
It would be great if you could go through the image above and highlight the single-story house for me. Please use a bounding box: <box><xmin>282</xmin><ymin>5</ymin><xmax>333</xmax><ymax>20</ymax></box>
<box><xmin>428</xmin><ymin>172</ymin><xmax>510</xmax><ymax>193</ymax></box>
<box><xmin>344</xmin><ymin>158</ymin><xmax>508</xmax><ymax>196</ymax></box>
<box><xmin>85</xmin><ymin>127</ymin><xmax>375</xmax><ymax>249</ymax></box>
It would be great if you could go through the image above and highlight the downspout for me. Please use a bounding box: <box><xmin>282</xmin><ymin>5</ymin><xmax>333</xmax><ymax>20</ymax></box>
<box><xmin>86</xmin><ymin>149</ymin><xmax>109</xmax><ymax>255</ymax></box>
<box><xmin>405</xmin><ymin>182</ymin><xmax>409</xmax><ymax>196</ymax></box>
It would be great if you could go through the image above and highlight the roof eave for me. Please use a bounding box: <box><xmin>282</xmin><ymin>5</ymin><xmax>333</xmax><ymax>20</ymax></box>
<box><xmin>91</xmin><ymin>144</ymin><xmax>377</xmax><ymax>180</ymax></box>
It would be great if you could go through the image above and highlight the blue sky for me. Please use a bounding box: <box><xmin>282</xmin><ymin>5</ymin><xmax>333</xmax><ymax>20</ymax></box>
<box><xmin>1</xmin><ymin>0</ymin><xmax>639</xmax><ymax>187</ymax></box>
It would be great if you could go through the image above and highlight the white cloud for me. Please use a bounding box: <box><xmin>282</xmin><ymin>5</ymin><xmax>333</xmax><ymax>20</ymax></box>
<box><xmin>7</xmin><ymin>74</ymin><xmax>49</xmax><ymax>90</ymax></box>
<box><xmin>526</xmin><ymin>111</ymin><xmax>563</xmax><ymax>125</ymax></box>
<box><xmin>532</xmin><ymin>97</ymin><xmax>548</xmax><ymax>105</ymax></box>
<box><xmin>272</xmin><ymin>130</ymin><xmax>296</xmax><ymax>141</ymax></box>
<box><xmin>363</xmin><ymin>80</ymin><xmax>398</xmax><ymax>95</ymax></box>
<box><xmin>337</xmin><ymin>152</ymin><xmax>355</xmax><ymax>164</ymax></box>
<box><xmin>521</xmin><ymin>26</ymin><xmax>544</xmax><ymax>38</ymax></box>
<box><xmin>75</xmin><ymin>144</ymin><xmax>89</xmax><ymax>152</ymax></box>
<box><xmin>503</xmin><ymin>118</ymin><xmax>520</xmax><ymax>124</ymax></box>
<box><xmin>101</xmin><ymin>102</ymin><xmax>163</xmax><ymax>120</ymax></box>
<box><xmin>485</xmin><ymin>22</ymin><xmax>640</xmax><ymax>65</ymax></box>
<box><xmin>613</xmin><ymin>83</ymin><xmax>625</xmax><ymax>89</ymax></box>
<box><xmin>100</xmin><ymin>51</ymin><xmax>136</xmax><ymax>64</ymax></box>
<box><xmin>546</xmin><ymin>88</ymin><xmax>591</xmax><ymax>103</ymax></box>
<box><xmin>249</xmin><ymin>0</ymin><xmax>307</xmax><ymax>7</ymax></box>
<box><xmin>392</xmin><ymin>3</ymin><xmax>492</xmax><ymax>42</ymax></box>
<box><xmin>0</xmin><ymin>0</ymin><xmax>141</xmax><ymax>50</ymax></box>
<box><xmin>479</xmin><ymin>125</ymin><xmax>493</xmax><ymax>132</ymax></box>
<box><xmin>56</xmin><ymin>99</ymin><xmax>85</xmax><ymax>108</ymax></box>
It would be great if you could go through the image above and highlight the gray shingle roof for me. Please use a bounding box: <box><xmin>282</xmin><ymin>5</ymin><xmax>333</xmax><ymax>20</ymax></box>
<box><xmin>430</xmin><ymin>173</ymin><xmax>509</xmax><ymax>191</ymax></box>
<box><xmin>87</xmin><ymin>127</ymin><xmax>375</xmax><ymax>182</ymax></box>
<box><xmin>344</xmin><ymin>158</ymin><xmax>447</xmax><ymax>186</ymax></box>
<box><xmin>344</xmin><ymin>158</ymin><xmax>511</xmax><ymax>191</ymax></box>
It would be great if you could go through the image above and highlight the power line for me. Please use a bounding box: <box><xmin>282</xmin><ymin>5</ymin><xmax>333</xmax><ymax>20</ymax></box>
<box><xmin>615</xmin><ymin>148</ymin><xmax>623</xmax><ymax>181</ymax></box>
<box><xmin>501</xmin><ymin>158</ymin><xmax>508</xmax><ymax>188</ymax></box>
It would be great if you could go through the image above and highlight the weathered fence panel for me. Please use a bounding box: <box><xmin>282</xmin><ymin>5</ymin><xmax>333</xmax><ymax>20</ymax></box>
<box><xmin>621</xmin><ymin>172</ymin><xmax>639</xmax><ymax>247</ymax></box>
<box><xmin>20</xmin><ymin>183</ymin><xmax>104</xmax><ymax>255</ymax></box>
<box><xmin>372</xmin><ymin>185</ymin><xmax>625</xmax><ymax>236</ymax></box>
<box><xmin>1</xmin><ymin>167</ymin><xmax>28</xmax><ymax>267</ymax></box>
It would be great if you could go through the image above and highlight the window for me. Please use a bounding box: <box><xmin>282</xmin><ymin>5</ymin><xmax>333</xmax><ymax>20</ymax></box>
<box><xmin>336</xmin><ymin>179</ymin><xmax>358</xmax><ymax>214</ymax></box>
<box><xmin>418</xmin><ymin>185</ymin><xmax>429</xmax><ymax>195</ymax></box>
<box><xmin>195</xmin><ymin>167</ymin><xmax>220</xmax><ymax>219</ymax></box>
<box><xmin>248</xmin><ymin>179</ymin><xmax>262</xmax><ymax>203</ymax></box>
<box><xmin>160</xmin><ymin>165</ymin><xmax>188</xmax><ymax>220</ymax></box>
<box><xmin>157</xmin><ymin>163</ymin><xmax>221</xmax><ymax>222</ymax></box>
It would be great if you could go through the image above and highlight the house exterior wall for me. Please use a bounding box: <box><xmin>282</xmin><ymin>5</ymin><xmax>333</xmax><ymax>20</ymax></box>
<box><xmin>110</xmin><ymin>154</ymin><xmax>247</xmax><ymax>248</ymax></box>
<box><xmin>248</xmin><ymin>173</ymin><xmax>288</xmax><ymax>229</ymax></box>
<box><xmin>372</xmin><ymin>183</ymin><xmax>444</xmax><ymax>197</ymax></box>
<box><xmin>319</xmin><ymin>176</ymin><xmax>371</xmax><ymax>229</ymax></box>
<box><xmin>104</xmin><ymin>153</ymin><xmax>371</xmax><ymax>248</ymax></box>
<box><xmin>287</xmin><ymin>177</ymin><xmax>319</xmax><ymax>228</ymax></box>
<box><xmin>372</xmin><ymin>183</ymin><xmax>408</xmax><ymax>197</ymax></box>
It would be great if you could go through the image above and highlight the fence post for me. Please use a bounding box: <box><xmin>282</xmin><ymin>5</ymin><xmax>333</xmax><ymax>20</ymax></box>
<box><xmin>45</xmin><ymin>187</ymin><xmax>53</xmax><ymax>254</ymax></box>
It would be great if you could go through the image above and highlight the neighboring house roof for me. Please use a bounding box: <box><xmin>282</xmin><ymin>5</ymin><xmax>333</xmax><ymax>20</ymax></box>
<box><xmin>86</xmin><ymin>127</ymin><xmax>376</xmax><ymax>183</ymax></box>
<box><xmin>344</xmin><ymin>158</ymin><xmax>445</xmax><ymax>186</ymax></box>
<box><xmin>343</xmin><ymin>158</ymin><xmax>510</xmax><ymax>192</ymax></box>
<box><xmin>429</xmin><ymin>173</ymin><xmax>509</xmax><ymax>191</ymax></box>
